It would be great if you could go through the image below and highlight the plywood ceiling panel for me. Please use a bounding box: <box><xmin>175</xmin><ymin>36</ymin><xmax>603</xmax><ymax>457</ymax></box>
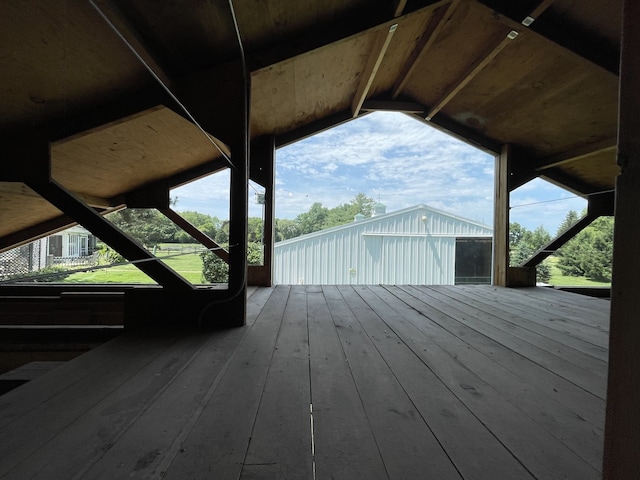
<box><xmin>441</xmin><ymin>29</ymin><xmax>619</xmax><ymax>157</ymax></box>
<box><xmin>0</xmin><ymin>184</ymin><xmax>63</xmax><ymax>238</ymax></box>
<box><xmin>0</xmin><ymin>0</ymin><xmax>149</xmax><ymax>131</ymax></box>
<box><xmin>52</xmin><ymin>107</ymin><xmax>223</xmax><ymax>198</ymax></box>
<box><xmin>401</xmin><ymin>1</ymin><xmax>510</xmax><ymax>107</ymax></box>
<box><xmin>251</xmin><ymin>31</ymin><xmax>376</xmax><ymax>136</ymax></box>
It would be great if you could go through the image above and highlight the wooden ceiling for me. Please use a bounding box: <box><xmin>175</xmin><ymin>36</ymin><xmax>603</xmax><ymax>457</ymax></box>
<box><xmin>0</xmin><ymin>0</ymin><xmax>621</xmax><ymax>249</ymax></box>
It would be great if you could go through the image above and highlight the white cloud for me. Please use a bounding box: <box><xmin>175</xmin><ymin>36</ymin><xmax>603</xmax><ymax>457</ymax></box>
<box><xmin>171</xmin><ymin>111</ymin><xmax>581</xmax><ymax>235</ymax></box>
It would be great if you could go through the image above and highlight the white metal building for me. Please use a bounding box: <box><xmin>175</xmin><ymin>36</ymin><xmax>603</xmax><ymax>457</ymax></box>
<box><xmin>273</xmin><ymin>204</ymin><xmax>493</xmax><ymax>285</ymax></box>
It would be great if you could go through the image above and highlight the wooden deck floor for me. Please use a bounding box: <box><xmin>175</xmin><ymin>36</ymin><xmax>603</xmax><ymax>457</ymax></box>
<box><xmin>0</xmin><ymin>285</ymin><xmax>608</xmax><ymax>479</ymax></box>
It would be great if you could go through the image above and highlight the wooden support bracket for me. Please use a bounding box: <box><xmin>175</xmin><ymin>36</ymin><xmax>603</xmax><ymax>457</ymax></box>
<box><xmin>28</xmin><ymin>180</ymin><xmax>193</xmax><ymax>292</ymax></box>
<box><xmin>160</xmin><ymin>208</ymin><xmax>229</xmax><ymax>263</ymax></box>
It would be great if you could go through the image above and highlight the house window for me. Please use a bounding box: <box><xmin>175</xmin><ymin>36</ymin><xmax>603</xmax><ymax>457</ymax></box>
<box><xmin>48</xmin><ymin>236</ymin><xmax>62</xmax><ymax>257</ymax></box>
<box><xmin>68</xmin><ymin>234</ymin><xmax>83</xmax><ymax>257</ymax></box>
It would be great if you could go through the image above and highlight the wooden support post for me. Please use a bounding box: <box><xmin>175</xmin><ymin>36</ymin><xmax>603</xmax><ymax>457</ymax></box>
<box><xmin>493</xmin><ymin>145</ymin><xmax>510</xmax><ymax>286</ymax></box>
<box><xmin>248</xmin><ymin>136</ymin><xmax>275</xmax><ymax>286</ymax></box>
<box><xmin>603</xmin><ymin>1</ymin><xmax>640</xmax><ymax>478</ymax></box>
<box><xmin>196</xmin><ymin>57</ymin><xmax>249</xmax><ymax>328</ymax></box>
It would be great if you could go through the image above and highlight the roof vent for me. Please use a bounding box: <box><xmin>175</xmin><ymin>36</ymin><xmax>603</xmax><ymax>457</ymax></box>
<box><xmin>354</xmin><ymin>213</ymin><xmax>365</xmax><ymax>222</ymax></box>
<box><xmin>372</xmin><ymin>202</ymin><xmax>387</xmax><ymax>217</ymax></box>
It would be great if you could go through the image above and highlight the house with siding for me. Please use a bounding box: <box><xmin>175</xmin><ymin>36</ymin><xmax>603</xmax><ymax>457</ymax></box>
<box><xmin>274</xmin><ymin>204</ymin><xmax>492</xmax><ymax>285</ymax></box>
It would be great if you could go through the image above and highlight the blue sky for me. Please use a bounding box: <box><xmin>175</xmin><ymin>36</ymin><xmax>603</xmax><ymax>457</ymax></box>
<box><xmin>173</xmin><ymin>111</ymin><xmax>587</xmax><ymax>235</ymax></box>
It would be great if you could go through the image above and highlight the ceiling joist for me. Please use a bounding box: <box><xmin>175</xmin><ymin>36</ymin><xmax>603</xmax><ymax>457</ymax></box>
<box><xmin>361</xmin><ymin>100</ymin><xmax>425</xmax><ymax>114</ymax></box>
<box><xmin>475</xmin><ymin>0</ymin><xmax>619</xmax><ymax>76</ymax></box>
<box><xmin>248</xmin><ymin>1</ymin><xmax>450</xmax><ymax>73</ymax></box>
<box><xmin>526</xmin><ymin>0</ymin><xmax>555</xmax><ymax>22</ymax></box>
<box><xmin>352</xmin><ymin>23</ymin><xmax>398</xmax><ymax>117</ymax></box>
<box><xmin>90</xmin><ymin>0</ymin><xmax>175</xmax><ymax>88</ymax></box>
<box><xmin>425</xmin><ymin>29</ymin><xmax>519</xmax><ymax>120</ymax></box>
<box><xmin>392</xmin><ymin>0</ymin><xmax>459</xmax><ymax>99</ymax></box>
<box><xmin>394</xmin><ymin>0</ymin><xmax>409</xmax><ymax>17</ymax></box>
<box><xmin>534</xmin><ymin>139</ymin><xmax>617</xmax><ymax>172</ymax></box>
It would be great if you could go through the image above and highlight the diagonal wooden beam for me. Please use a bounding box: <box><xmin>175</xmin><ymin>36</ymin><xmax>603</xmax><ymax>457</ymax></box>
<box><xmin>533</xmin><ymin>139</ymin><xmax>617</xmax><ymax>171</ymax></box>
<box><xmin>425</xmin><ymin>29</ymin><xmax>519</xmax><ymax>120</ymax></box>
<box><xmin>362</xmin><ymin>99</ymin><xmax>425</xmax><ymax>114</ymax></box>
<box><xmin>90</xmin><ymin>0</ymin><xmax>174</xmax><ymax>88</ymax></box>
<box><xmin>392</xmin><ymin>0</ymin><xmax>459</xmax><ymax>99</ymax></box>
<box><xmin>247</xmin><ymin>1</ymin><xmax>449</xmax><ymax>73</ymax></box>
<box><xmin>160</xmin><ymin>208</ymin><xmax>229</xmax><ymax>263</ymax></box>
<box><xmin>522</xmin><ymin>211</ymin><xmax>596</xmax><ymax>267</ymax></box>
<box><xmin>352</xmin><ymin>23</ymin><xmax>399</xmax><ymax>117</ymax></box>
<box><xmin>474</xmin><ymin>0</ymin><xmax>619</xmax><ymax>76</ymax></box>
<box><xmin>394</xmin><ymin>0</ymin><xmax>409</xmax><ymax>17</ymax></box>
<box><xmin>539</xmin><ymin>169</ymin><xmax>599</xmax><ymax>196</ymax></box>
<box><xmin>519</xmin><ymin>0</ymin><xmax>556</xmax><ymax>27</ymax></box>
<box><xmin>521</xmin><ymin>190</ymin><xmax>612</xmax><ymax>267</ymax></box>
<box><xmin>28</xmin><ymin>180</ymin><xmax>193</xmax><ymax>291</ymax></box>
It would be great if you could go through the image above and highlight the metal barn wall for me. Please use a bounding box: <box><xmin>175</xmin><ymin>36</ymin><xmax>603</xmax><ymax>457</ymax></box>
<box><xmin>273</xmin><ymin>205</ymin><xmax>492</xmax><ymax>285</ymax></box>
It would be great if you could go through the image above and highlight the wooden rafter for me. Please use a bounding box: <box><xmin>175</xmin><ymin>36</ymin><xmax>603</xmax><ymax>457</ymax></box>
<box><xmin>90</xmin><ymin>0</ymin><xmax>174</xmax><ymax>88</ymax></box>
<box><xmin>409</xmin><ymin>112</ymin><xmax>501</xmax><ymax>154</ymax></box>
<box><xmin>475</xmin><ymin>0</ymin><xmax>619</xmax><ymax>76</ymax></box>
<box><xmin>361</xmin><ymin>100</ymin><xmax>425</xmax><ymax>114</ymax></box>
<box><xmin>248</xmin><ymin>1</ymin><xmax>450</xmax><ymax>73</ymax></box>
<box><xmin>534</xmin><ymin>139</ymin><xmax>617</xmax><ymax>172</ymax></box>
<box><xmin>392</xmin><ymin>0</ymin><xmax>459</xmax><ymax>99</ymax></box>
<box><xmin>425</xmin><ymin>30</ymin><xmax>519</xmax><ymax>120</ymax></box>
<box><xmin>394</xmin><ymin>0</ymin><xmax>408</xmax><ymax>17</ymax></box>
<box><xmin>351</xmin><ymin>23</ymin><xmax>398</xmax><ymax>118</ymax></box>
<box><xmin>527</xmin><ymin>0</ymin><xmax>555</xmax><ymax>22</ymax></box>
<box><xmin>539</xmin><ymin>170</ymin><xmax>599</xmax><ymax>196</ymax></box>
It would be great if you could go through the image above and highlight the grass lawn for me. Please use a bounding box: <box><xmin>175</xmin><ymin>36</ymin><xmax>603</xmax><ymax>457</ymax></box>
<box><xmin>547</xmin><ymin>256</ymin><xmax>611</xmax><ymax>287</ymax></box>
<box><xmin>64</xmin><ymin>244</ymin><xmax>207</xmax><ymax>284</ymax></box>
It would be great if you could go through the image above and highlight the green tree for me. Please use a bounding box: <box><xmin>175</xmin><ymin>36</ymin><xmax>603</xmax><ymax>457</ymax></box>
<box><xmin>108</xmin><ymin>208</ymin><xmax>178</xmax><ymax>248</ymax></box>
<box><xmin>275</xmin><ymin>218</ymin><xmax>300</xmax><ymax>241</ymax></box>
<box><xmin>509</xmin><ymin>223</ymin><xmax>552</xmax><ymax>283</ymax></box>
<box><xmin>200</xmin><ymin>242</ymin><xmax>264</xmax><ymax>283</ymax></box>
<box><xmin>248</xmin><ymin>217</ymin><xmax>264</xmax><ymax>243</ymax></box>
<box><xmin>287</xmin><ymin>193</ymin><xmax>376</xmax><ymax>237</ymax></box>
<box><xmin>295</xmin><ymin>202</ymin><xmax>329</xmax><ymax>235</ymax></box>
<box><xmin>557</xmin><ymin>216</ymin><xmax>613</xmax><ymax>282</ymax></box>
<box><xmin>556</xmin><ymin>209</ymin><xmax>581</xmax><ymax>236</ymax></box>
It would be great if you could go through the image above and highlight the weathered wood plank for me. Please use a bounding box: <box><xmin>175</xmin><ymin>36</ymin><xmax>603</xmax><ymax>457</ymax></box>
<box><xmin>0</xmin><ymin>330</ymin><xmax>177</xmax><ymax>430</ymax></box>
<box><xmin>458</xmin><ymin>285</ymin><xmax>609</xmax><ymax>337</ymax></box>
<box><xmin>439</xmin><ymin>285</ymin><xmax>609</xmax><ymax>357</ymax></box>
<box><xmin>381</xmin><ymin>287</ymin><xmax>605</xmax><ymax>426</ymax></box>
<box><xmin>510</xmin><ymin>285</ymin><xmax>611</xmax><ymax>316</ymax></box>
<box><xmin>160</xmin><ymin>285</ymin><xmax>290</xmax><ymax>479</ymax></box>
<box><xmin>240</xmin><ymin>285</ymin><xmax>313</xmax><ymax>479</ymax></box>
<box><xmin>306</xmin><ymin>285</ymin><xmax>388</xmax><ymax>479</ymax></box>
<box><xmin>323</xmin><ymin>285</ymin><xmax>462</xmax><ymax>480</ymax></box>
<box><xmin>374</xmin><ymin>286</ymin><xmax>602</xmax><ymax>478</ymax></box>
<box><xmin>347</xmin><ymin>285</ymin><xmax>536</xmax><ymax>480</ymax></box>
<box><xmin>0</xmin><ymin>330</ymin><xmax>190</xmax><ymax>477</ymax></box>
<box><xmin>4</xmin><ymin>330</ymin><xmax>231</xmax><ymax>480</ymax></box>
<box><xmin>408</xmin><ymin>286</ymin><xmax>608</xmax><ymax>396</ymax></box>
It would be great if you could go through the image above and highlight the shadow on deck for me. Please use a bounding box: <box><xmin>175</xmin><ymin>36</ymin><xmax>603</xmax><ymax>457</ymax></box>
<box><xmin>0</xmin><ymin>285</ymin><xmax>608</xmax><ymax>479</ymax></box>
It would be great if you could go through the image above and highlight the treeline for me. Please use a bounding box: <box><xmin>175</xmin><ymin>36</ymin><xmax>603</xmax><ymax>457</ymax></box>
<box><xmin>107</xmin><ymin>193</ymin><xmax>376</xmax><ymax>248</ymax></box>
<box><xmin>510</xmin><ymin>210</ymin><xmax>614</xmax><ymax>283</ymax></box>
